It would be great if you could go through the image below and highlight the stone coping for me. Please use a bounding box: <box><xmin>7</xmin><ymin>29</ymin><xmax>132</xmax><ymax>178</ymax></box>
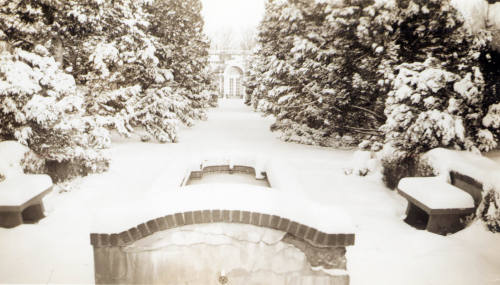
<box><xmin>90</xmin><ymin>209</ymin><xmax>355</xmax><ymax>248</ymax></box>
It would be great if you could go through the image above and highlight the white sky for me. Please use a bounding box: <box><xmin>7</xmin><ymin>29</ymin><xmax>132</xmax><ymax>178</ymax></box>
<box><xmin>200</xmin><ymin>0</ymin><xmax>266</xmax><ymax>46</ymax></box>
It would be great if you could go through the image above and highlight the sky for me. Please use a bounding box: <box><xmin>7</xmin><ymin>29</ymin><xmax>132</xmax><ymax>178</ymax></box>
<box><xmin>200</xmin><ymin>0</ymin><xmax>266</xmax><ymax>49</ymax></box>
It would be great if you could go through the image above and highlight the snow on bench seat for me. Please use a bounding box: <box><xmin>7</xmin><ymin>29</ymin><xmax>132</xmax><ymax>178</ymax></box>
<box><xmin>0</xmin><ymin>174</ymin><xmax>53</xmax><ymax>228</ymax></box>
<box><xmin>0</xmin><ymin>175</ymin><xmax>52</xmax><ymax>207</ymax></box>
<box><xmin>0</xmin><ymin>141</ymin><xmax>54</xmax><ymax>228</ymax></box>
<box><xmin>398</xmin><ymin>177</ymin><xmax>475</xmax><ymax>213</ymax></box>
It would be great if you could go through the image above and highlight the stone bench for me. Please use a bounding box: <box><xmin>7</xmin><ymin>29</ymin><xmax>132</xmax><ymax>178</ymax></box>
<box><xmin>397</xmin><ymin>177</ymin><xmax>475</xmax><ymax>235</ymax></box>
<box><xmin>0</xmin><ymin>174</ymin><xmax>53</xmax><ymax>228</ymax></box>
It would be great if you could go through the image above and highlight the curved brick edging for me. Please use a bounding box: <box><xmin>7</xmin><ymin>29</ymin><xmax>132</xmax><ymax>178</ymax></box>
<box><xmin>90</xmin><ymin>209</ymin><xmax>355</xmax><ymax>248</ymax></box>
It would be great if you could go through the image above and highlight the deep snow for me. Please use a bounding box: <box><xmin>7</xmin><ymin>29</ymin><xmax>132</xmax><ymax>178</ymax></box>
<box><xmin>1</xmin><ymin>99</ymin><xmax>500</xmax><ymax>284</ymax></box>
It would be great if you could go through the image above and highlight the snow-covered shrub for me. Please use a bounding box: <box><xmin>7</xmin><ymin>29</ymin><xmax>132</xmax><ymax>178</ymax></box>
<box><xmin>379</xmin><ymin>59</ymin><xmax>491</xmax><ymax>187</ymax></box>
<box><xmin>379</xmin><ymin>144</ymin><xmax>437</xmax><ymax>189</ymax></box>
<box><xmin>379</xmin><ymin>146</ymin><xmax>417</xmax><ymax>189</ymax></box>
<box><xmin>209</xmin><ymin>92</ymin><xmax>219</xmax><ymax>108</ymax></box>
<box><xmin>483</xmin><ymin>103</ymin><xmax>500</xmax><ymax>129</ymax></box>
<box><xmin>21</xmin><ymin>149</ymin><xmax>46</xmax><ymax>175</ymax></box>
<box><xmin>483</xmin><ymin>102</ymin><xmax>500</xmax><ymax>146</ymax></box>
<box><xmin>478</xmin><ymin>189</ymin><xmax>500</xmax><ymax>232</ymax></box>
<box><xmin>478</xmin><ymin>41</ymin><xmax>500</xmax><ymax>143</ymax></box>
<box><xmin>0</xmin><ymin>47</ymin><xmax>109</xmax><ymax>181</ymax></box>
<box><xmin>382</xmin><ymin>57</ymin><xmax>492</xmax><ymax>154</ymax></box>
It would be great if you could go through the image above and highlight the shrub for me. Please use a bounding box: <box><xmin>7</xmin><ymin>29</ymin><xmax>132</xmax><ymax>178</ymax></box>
<box><xmin>478</xmin><ymin>189</ymin><xmax>500</xmax><ymax>233</ymax></box>
<box><xmin>379</xmin><ymin>145</ymin><xmax>437</xmax><ymax>189</ymax></box>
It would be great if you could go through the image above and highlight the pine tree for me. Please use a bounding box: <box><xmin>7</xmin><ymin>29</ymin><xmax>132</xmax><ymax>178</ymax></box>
<box><xmin>0</xmin><ymin>46</ymin><xmax>109</xmax><ymax>179</ymax></box>
<box><xmin>247</xmin><ymin>0</ymin><xmax>398</xmax><ymax>146</ymax></box>
<box><xmin>147</xmin><ymin>0</ymin><xmax>212</xmax><ymax>118</ymax></box>
<box><xmin>381</xmin><ymin>0</ymin><xmax>494</xmax><ymax>153</ymax></box>
<box><xmin>480</xmin><ymin>46</ymin><xmax>500</xmax><ymax>143</ymax></box>
<box><xmin>64</xmin><ymin>0</ymin><xmax>213</xmax><ymax>143</ymax></box>
<box><xmin>79</xmin><ymin>0</ymin><xmax>184</xmax><ymax>142</ymax></box>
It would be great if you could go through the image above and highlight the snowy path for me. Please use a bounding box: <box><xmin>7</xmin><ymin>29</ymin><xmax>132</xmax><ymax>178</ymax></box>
<box><xmin>1</xmin><ymin>99</ymin><xmax>499</xmax><ymax>284</ymax></box>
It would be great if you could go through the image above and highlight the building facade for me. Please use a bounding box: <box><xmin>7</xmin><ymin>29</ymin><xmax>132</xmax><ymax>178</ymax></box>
<box><xmin>208</xmin><ymin>50</ymin><xmax>251</xmax><ymax>99</ymax></box>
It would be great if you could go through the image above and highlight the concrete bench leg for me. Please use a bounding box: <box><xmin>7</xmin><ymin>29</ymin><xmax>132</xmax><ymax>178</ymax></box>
<box><xmin>426</xmin><ymin>214</ymin><xmax>467</xmax><ymax>235</ymax></box>
<box><xmin>22</xmin><ymin>203</ymin><xmax>45</xmax><ymax>223</ymax></box>
<box><xmin>0</xmin><ymin>211</ymin><xmax>23</xmax><ymax>228</ymax></box>
<box><xmin>404</xmin><ymin>202</ymin><xmax>428</xmax><ymax>230</ymax></box>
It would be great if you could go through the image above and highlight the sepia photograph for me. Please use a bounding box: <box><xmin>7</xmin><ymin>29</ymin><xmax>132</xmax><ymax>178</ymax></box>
<box><xmin>0</xmin><ymin>0</ymin><xmax>500</xmax><ymax>284</ymax></box>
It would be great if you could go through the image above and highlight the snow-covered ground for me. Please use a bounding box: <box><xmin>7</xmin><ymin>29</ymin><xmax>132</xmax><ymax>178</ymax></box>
<box><xmin>1</xmin><ymin>99</ymin><xmax>500</xmax><ymax>284</ymax></box>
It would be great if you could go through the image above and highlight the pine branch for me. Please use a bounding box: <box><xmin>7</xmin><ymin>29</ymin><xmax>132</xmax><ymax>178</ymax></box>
<box><xmin>351</xmin><ymin>105</ymin><xmax>385</xmax><ymax>120</ymax></box>
<box><xmin>342</xmin><ymin>125</ymin><xmax>382</xmax><ymax>136</ymax></box>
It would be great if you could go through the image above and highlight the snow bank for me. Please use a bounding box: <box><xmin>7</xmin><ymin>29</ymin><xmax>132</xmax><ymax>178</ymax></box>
<box><xmin>344</xmin><ymin>150</ymin><xmax>380</xmax><ymax>176</ymax></box>
<box><xmin>91</xmin><ymin>183</ymin><xmax>355</xmax><ymax>235</ymax></box>
<box><xmin>423</xmin><ymin>148</ymin><xmax>500</xmax><ymax>192</ymax></box>
<box><xmin>265</xmin><ymin>158</ymin><xmax>304</xmax><ymax>193</ymax></box>
<box><xmin>0</xmin><ymin>141</ymin><xmax>30</xmax><ymax>177</ymax></box>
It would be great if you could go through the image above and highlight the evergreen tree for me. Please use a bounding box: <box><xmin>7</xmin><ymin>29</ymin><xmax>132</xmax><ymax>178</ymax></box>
<box><xmin>480</xmin><ymin>47</ymin><xmax>500</xmax><ymax>143</ymax></box>
<box><xmin>381</xmin><ymin>0</ymin><xmax>493</xmax><ymax>153</ymax></box>
<box><xmin>55</xmin><ymin>0</ymin><xmax>213</xmax><ymax>143</ymax></box>
<box><xmin>147</xmin><ymin>0</ymin><xmax>212</xmax><ymax>123</ymax></box>
<box><xmin>247</xmin><ymin>0</ymin><xmax>398</xmax><ymax>146</ymax></box>
<box><xmin>0</xmin><ymin>46</ymin><xmax>109</xmax><ymax>178</ymax></box>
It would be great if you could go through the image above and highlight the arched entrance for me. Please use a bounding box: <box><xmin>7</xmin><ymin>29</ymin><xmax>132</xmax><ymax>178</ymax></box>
<box><xmin>223</xmin><ymin>65</ymin><xmax>244</xmax><ymax>99</ymax></box>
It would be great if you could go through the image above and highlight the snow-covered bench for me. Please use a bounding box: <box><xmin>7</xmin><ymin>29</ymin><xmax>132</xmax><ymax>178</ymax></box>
<box><xmin>0</xmin><ymin>174</ymin><xmax>53</xmax><ymax>228</ymax></box>
<box><xmin>397</xmin><ymin>177</ymin><xmax>475</xmax><ymax>235</ymax></box>
<box><xmin>0</xmin><ymin>141</ymin><xmax>53</xmax><ymax>228</ymax></box>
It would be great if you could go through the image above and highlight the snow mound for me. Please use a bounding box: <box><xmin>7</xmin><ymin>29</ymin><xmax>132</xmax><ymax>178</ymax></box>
<box><xmin>344</xmin><ymin>150</ymin><xmax>379</xmax><ymax>176</ymax></box>
<box><xmin>0</xmin><ymin>141</ymin><xmax>30</xmax><ymax>177</ymax></box>
<box><xmin>91</xmin><ymin>183</ymin><xmax>355</xmax><ymax>235</ymax></box>
<box><xmin>423</xmin><ymin>148</ymin><xmax>500</xmax><ymax>192</ymax></box>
